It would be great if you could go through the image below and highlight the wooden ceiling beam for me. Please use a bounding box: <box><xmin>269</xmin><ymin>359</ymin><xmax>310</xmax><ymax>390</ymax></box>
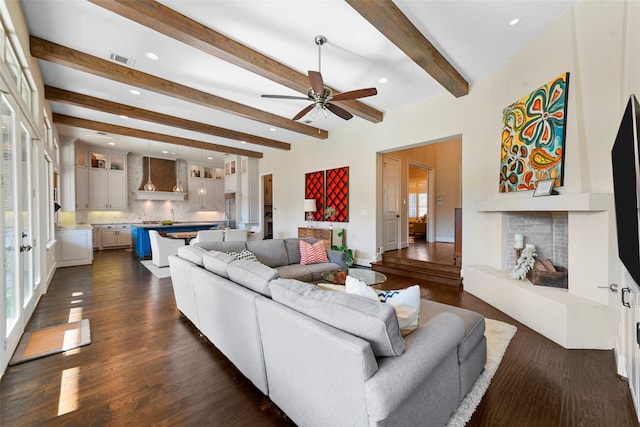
<box><xmin>52</xmin><ymin>113</ymin><xmax>263</xmax><ymax>159</ymax></box>
<box><xmin>45</xmin><ymin>86</ymin><xmax>290</xmax><ymax>151</ymax></box>
<box><xmin>88</xmin><ymin>0</ymin><xmax>384</xmax><ymax>123</ymax></box>
<box><xmin>31</xmin><ymin>36</ymin><xmax>327</xmax><ymax>139</ymax></box>
<box><xmin>346</xmin><ymin>0</ymin><xmax>469</xmax><ymax>98</ymax></box>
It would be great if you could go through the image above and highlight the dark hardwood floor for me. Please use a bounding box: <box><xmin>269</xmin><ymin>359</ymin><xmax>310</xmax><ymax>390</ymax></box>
<box><xmin>0</xmin><ymin>249</ymin><xmax>637</xmax><ymax>426</ymax></box>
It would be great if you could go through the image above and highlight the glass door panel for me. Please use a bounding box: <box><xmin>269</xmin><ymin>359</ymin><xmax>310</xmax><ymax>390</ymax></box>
<box><xmin>2</xmin><ymin>95</ymin><xmax>18</xmax><ymax>339</ymax></box>
<box><xmin>20</xmin><ymin>122</ymin><xmax>33</xmax><ymax>308</ymax></box>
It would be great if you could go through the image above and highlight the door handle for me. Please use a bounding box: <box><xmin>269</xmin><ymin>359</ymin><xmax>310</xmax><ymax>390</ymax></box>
<box><xmin>597</xmin><ymin>283</ymin><xmax>619</xmax><ymax>293</ymax></box>
<box><xmin>622</xmin><ymin>287</ymin><xmax>632</xmax><ymax>308</ymax></box>
<box><xmin>20</xmin><ymin>245</ymin><xmax>32</xmax><ymax>252</ymax></box>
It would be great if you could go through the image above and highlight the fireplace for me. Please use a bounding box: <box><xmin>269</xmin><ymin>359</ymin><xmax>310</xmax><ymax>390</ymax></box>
<box><xmin>503</xmin><ymin>212</ymin><xmax>568</xmax><ymax>271</ymax></box>
<box><xmin>466</xmin><ymin>193</ymin><xmax>615</xmax><ymax>349</ymax></box>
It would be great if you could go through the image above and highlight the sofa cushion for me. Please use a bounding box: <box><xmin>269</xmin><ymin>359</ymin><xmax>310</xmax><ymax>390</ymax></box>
<box><xmin>299</xmin><ymin>240</ymin><xmax>329</xmax><ymax>265</ymax></box>
<box><xmin>227</xmin><ymin>259</ymin><xmax>279</xmax><ymax>297</ymax></box>
<box><xmin>202</xmin><ymin>250</ymin><xmax>236</xmax><ymax>278</ymax></box>
<box><xmin>194</xmin><ymin>241</ymin><xmax>247</xmax><ymax>253</ymax></box>
<box><xmin>275</xmin><ymin>265</ymin><xmax>313</xmax><ymax>282</ymax></box>
<box><xmin>301</xmin><ymin>262</ymin><xmax>343</xmax><ymax>281</ymax></box>
<box><xmin>177</xmin><ymin>245</ymin><xmax>209</xmax><ymax>266</ymax></box>
<box><xmin>284</xmin><ymin>238</ymin><xmax>314</xmax><ymax>265</ymax></box>
<box><xmin>270</xmin><ymin>279</ymin><xmax>406</xmax><ymax>357</ymax></box>
<box><xmin>247</xmin><ymin>239</ymin><xmax>288</xmax><ymax>267</ymax></box>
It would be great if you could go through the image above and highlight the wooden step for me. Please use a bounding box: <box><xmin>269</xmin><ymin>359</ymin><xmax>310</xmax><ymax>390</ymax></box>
<box><xmin>371</xmin><ymin>259</ymin><xmax>462</xmax><ymax>286</ymax></box>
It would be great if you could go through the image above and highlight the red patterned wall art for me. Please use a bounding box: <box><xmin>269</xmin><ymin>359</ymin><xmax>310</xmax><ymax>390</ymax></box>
<box><xmin>304</xmin><ymin>170</ymin><xmax>325</xmax><ymax>221</ymax></box>
<box><xmin>325</xmin><ymin>167</ymin><xmax>349</xmax><ymax>222</ymax></box>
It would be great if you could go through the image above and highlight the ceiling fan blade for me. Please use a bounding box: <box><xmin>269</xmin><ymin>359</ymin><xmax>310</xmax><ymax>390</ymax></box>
<box><xmin>292</xmin><ymin>104</ymin><xmax>315</xmax><ymax>121</ymax></box>
<box><xmin>331</xmin><ymin>88</ymin><xmax>377</xmax><ymax>101</ymax></box>
<box><xmin>262</xmin><ymin>94</ymin><xmax>311</xmax><ymax>100</ymax></box>
<box><xmin>326</xmin><ymin>103</ymin><xmax>353</xmax><ymax>120</ymax></box>
<box><xmin>308</xmin><ymin>70</ymin><xmax>325</xmax><ymax>96</ymax></box>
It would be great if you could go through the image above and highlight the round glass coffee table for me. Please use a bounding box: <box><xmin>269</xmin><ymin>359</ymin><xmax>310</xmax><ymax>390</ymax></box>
<box><xmin>347</xmin><ymin>268</ymin><xmax>387</xmax><ymax>286</ymax></box>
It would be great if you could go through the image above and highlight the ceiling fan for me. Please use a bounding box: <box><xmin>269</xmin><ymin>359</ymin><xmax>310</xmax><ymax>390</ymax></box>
<box><xmin>261</xmin><ymin>35</ymin><xmax>377</xmax><ymax>121</ymax></box>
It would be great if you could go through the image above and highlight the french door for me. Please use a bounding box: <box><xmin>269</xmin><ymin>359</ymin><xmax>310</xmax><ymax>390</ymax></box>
<box><xmin>1</xmin><ymin>92</ymin><xmax>40</xmax><ymax>370</ymax></box>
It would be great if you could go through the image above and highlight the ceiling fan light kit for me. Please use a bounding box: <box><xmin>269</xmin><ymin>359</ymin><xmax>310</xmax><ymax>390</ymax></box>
<box><xmin>262</xmin><ymin>35</ymin><xmax>377</xmax><ymax>122</ymax></box>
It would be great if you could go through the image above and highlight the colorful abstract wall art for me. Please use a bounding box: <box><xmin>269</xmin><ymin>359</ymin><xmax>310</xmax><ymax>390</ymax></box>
<box><xmin>304</xmin><ymin>167</ymin><xmax>349</xmax><ymax>222</ymax></box>
<box><xmin>499</xmin><ymin>72</ymin><xmax>570</xmax><ymax>193</ymax></box>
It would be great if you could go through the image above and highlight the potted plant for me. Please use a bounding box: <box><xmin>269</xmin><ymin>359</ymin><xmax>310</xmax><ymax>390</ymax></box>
<box><xmin>331</xmin><ymin>230</ymin><xmax>354</xmax><ymax>268</ymax></box>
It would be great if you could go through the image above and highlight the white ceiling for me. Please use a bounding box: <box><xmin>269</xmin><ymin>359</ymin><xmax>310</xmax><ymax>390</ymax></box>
<box><xmin>20</xmin><ymin>0</ymin><xmax>577</xmax><ymax>162</ymax></box>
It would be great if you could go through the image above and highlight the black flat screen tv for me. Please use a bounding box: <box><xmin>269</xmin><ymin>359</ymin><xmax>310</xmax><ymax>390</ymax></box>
<box><xmin>611</xmin><ymin>94</ymin><xmax>640</xmax><ymax>284</ymax></box>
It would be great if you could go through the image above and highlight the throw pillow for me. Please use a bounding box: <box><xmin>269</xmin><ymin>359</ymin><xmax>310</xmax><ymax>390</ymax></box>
<box><xmin>299</xmin><ymin>240</ymin><xmax>329</xmax><ymax>265</ymax></box>
<box><xmin>345</xmin><ymin>276</ymin><xmax>420</xmax><ymax>336</ymax></box>
<box><xmin>320</xmin><ymin>269</ymin><xmax>347</xmax><ymax>285</ymax></box>
<box><xmin>227</xmin><ymin>248</ymin><xmax>258</xmax><ymax>262</ymax></box>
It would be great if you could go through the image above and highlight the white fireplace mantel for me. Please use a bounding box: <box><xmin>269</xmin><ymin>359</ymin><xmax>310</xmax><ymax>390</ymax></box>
<box><xmin>477</xmin><ymin>192</ymin><xmax>613</xmax><ymax>212</ymax></box>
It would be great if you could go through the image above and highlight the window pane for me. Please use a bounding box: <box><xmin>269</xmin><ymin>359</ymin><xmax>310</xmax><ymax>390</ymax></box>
<box><xmin>408</xmin><ymin>193</ymin><xmax>416</xmax><ymax>218</ymax></box>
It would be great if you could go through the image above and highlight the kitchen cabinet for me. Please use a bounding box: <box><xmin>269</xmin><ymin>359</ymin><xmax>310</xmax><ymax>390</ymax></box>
<box><xmin>240</xmin><ymin>157</ymin><xmax>259</xmax><ymax>223</ymax></box>
<box><xmin>60</xmin><ymin>141</ymin><xmax>76</xmax><ymax>211</ymax></box>
<box><xmin>89</xmin><ymin>150</ymin><xmax>127</xmax><ymax>210</ymax></box>
<box><xmin>224</xmin><ymin>157</ymin><xmax>238</xmax><ymax>194</ymax></box>
<box><xmin>75</xmin><ymin>147</ymin><xmax>90</xmax><ymax>210</ymax></box>
<box><xmin>75</xmin><ymin>166</ymin><xmax>89</xmax><ymax>210</ymax></box>
<box><xmin>100</xmin><ymin>224</ymin><xmax>132</xmax><ymax>248</ymax></box>
<box><xmin>92</xmin><ymin>226</ymin><xmax>102</xmax><ymax>249</ymax></box>
<box><xmin>188</xmin><ymin>164</ymin><xmax>223</xmax><ymax>211</ymax></box>
<box><xmin>56</xmin><ymin>226</ymin><xmax>93</xmax><ymax>267</ymax></box>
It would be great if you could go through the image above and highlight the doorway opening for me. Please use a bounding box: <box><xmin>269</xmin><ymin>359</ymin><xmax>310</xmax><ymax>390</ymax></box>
<box><xmin>379</xmin><ymin>136</ymin><xmax>462</xmax><ymax>267</ymax></box>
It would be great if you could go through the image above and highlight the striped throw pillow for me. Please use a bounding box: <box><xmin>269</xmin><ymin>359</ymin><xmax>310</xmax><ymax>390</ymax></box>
<box><xmin>299</xmin><ymin>240</ymin><xmax>329</xmax><ymax>265</ymax></box>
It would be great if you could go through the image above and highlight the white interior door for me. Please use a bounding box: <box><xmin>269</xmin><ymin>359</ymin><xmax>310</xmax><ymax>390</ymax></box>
<box><xmin>382</xmin><ymin>156</ymin><xmax>400</xmax><ymax>252</ymax></box>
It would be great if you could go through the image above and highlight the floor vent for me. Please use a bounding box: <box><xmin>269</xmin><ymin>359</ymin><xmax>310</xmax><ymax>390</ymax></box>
<box><xmin>109</xmin><ymin>52</ymin><xmax>136</xmax><ymax>67</ymax></box>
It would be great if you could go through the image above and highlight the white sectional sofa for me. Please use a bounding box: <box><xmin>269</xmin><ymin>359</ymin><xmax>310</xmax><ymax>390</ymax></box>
<box><xmin>168</xmin><ymin>237</ymin><xmax>486</xmax><ymax>426</ymax></box>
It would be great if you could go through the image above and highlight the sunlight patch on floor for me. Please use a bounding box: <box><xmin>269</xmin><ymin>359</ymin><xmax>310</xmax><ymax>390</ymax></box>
<box><xmin>57</xmin><ymin>367</ymin><xmax>80</xmax><ymax>416</ymax></box>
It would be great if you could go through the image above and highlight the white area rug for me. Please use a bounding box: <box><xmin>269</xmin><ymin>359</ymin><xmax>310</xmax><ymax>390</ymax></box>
<box><xmin>446</xmin><ymin>318</ymin><xmax>517</xmax><ymax>426</ymax></box>
<box><xmin>141</xmin><ymin>260</ymin><xmax>172</xmax><ymax>279</ymax></box>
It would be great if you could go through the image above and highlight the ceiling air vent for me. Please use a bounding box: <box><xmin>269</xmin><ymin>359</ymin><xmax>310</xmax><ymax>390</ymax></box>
<box><xmin>109</xmin><ymin>52</ymin><xmax>136</xmax><ymax>67</ymax></box>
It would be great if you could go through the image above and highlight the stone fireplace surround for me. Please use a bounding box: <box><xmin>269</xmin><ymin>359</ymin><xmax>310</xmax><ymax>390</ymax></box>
<box><xmin>466</xmin><ymin>193</ymin><xmax>614</xmax><ymax>349</ymax></box>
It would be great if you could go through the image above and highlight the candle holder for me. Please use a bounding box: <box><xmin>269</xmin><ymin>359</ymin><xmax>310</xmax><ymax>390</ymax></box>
<box><xmin>515</xmin><ymin>248</ymin><xmax>522</xmax><ymax>259</ymax></box>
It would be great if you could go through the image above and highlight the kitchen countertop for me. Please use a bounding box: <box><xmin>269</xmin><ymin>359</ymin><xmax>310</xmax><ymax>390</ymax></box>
<box><xmin>56</xmin><ymin>224</ymin><xmax>93</xmax><ymax>230</ymax></box>
<box><xmin>130</xmin><ymin>221</ymin><xmax>224</xmax><ymax>229</ymax></box>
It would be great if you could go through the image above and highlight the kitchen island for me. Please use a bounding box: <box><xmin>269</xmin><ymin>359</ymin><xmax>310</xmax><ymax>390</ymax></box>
<box><xmin>131</xmin><ymin>222</ymin><xmax>224</xmax><ymax>259</ymax></box>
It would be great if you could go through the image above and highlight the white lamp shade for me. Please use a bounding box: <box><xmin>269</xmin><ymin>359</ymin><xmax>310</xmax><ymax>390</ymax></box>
<box><xmin>304</xmin><ymin>199</ymin><xmax>317</xmax><ymax>212</ymax></box>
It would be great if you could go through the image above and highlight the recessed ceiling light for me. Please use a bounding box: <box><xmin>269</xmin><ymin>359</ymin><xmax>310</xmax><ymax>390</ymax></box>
<box><xmin>129</xmin><ymin>89</ymin><xmax>141</xmax><ymax>95</ymax></box>
<box><xmin>269</xmin><ymin>128</ymin><xmax>276</xmax><ymax>132</ymax></box>
<box><xmin>161</xmin><ymin>150</ymin><xmax>168</xmax><ymax>154</ymax></box>
<box><xmin>240</xmin><ymin>140</ymin><xmax>246</xmax><ymax>144</ymax></box>
<box><xmin>207</xmin><ymin>156</ymin><xmax>213</xmax><ymax>160</ymax></box>
<box><xmin>119</xmin><ymin>115</ymin><xmax>128</xmax><ymax>119</ymax></box>
<box><xmin>145</xmin><ymin>52</ymin><xmax>159</xmax><ymax>61</ymax></box>
<box><xmin>108</xmin><ymin>142</ymin><xmax>116</xmax><ymax>146</ymax></box>
<box><xmin>509</xmin><ymin>18</ymin><xmax>520</xmax><ymax>26</ymax></box>
<box><xmin>379</xmin><ymin>77</ymin><xmax>389</xmax><ymax>84</ymax></box>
